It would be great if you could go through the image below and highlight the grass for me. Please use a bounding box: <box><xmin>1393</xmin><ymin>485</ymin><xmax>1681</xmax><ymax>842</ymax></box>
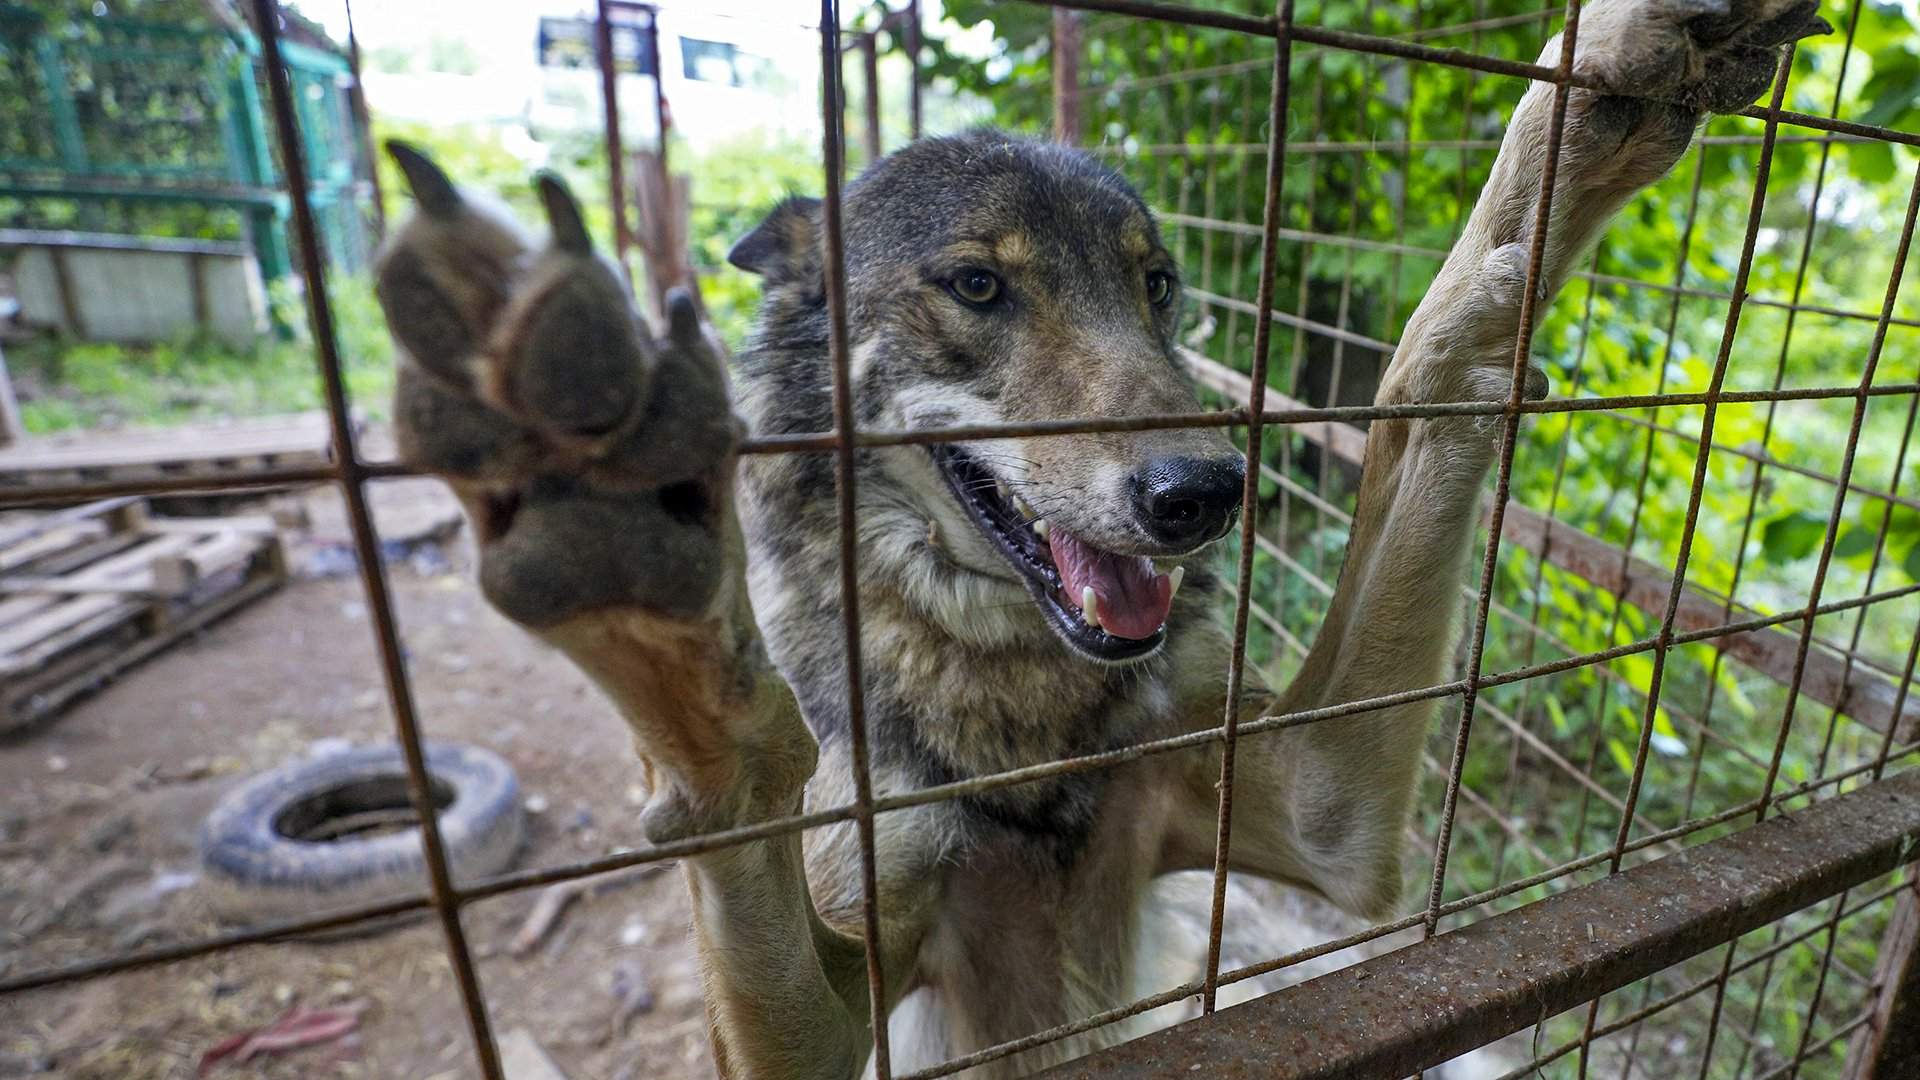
<box><xmin>7</xmin><ymin>274</ymin><xmax>395</xmax><ymax>435</ymax></box>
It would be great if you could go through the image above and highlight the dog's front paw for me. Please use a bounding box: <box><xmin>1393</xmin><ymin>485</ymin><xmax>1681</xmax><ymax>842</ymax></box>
<box><xmin>1576</xmin><ymin>0</ymin><xmax>1830</xmax><ymax>113</ymax></box>
<box><xmin>377</xmin><ymin>143</ymin><xmax>739</xmax><ymax>630</ymax></box>
<box><xmin>1561</xmin><ymin>0</ymin><xmax>1830</xmax><ymax>175</ymax></box>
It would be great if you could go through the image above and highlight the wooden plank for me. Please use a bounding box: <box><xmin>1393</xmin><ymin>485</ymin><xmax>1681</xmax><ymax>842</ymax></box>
<box><xmin>1178</xmin><ymin>348</ymin><xmax>1920</xmax><ymax>744</ymax></box>
<box><xmin>0</xmin><ymin>524</ymin><xmax>107</xmax><ymax>574</ymax></box>
<box><xmin>1498</xmin><ymin>513</ymin><xmax>1920</xmax><ymax>743</ymax></box>
<box><xmin>1</xmin><ymin>571</ymin><xmax>281</xmax><ymax>731</ymax></box>
<box><xmin>1843</xmin><ymin>880</ymin><xmax>1920</xmax><ymax>1080</ymax></box>
<box><xmin>0</xmin><ymin>413</ymin><xmax>348</xmax><ymax>493</ymax></box>
<box><xmin>0</xmin><ymin>533</ymin><xmax>199</xmax><ymax>601</ymax></box>
<box><xmin>0</xmin><ymin>596</ymin><xmax>144</xmax><ymax>677</ymax></box>
<box><xmin>149</xmin><ymin>531</ymin><xmax>262</xmax><ymax>596</ymax></box>
<box><xmin>0</xmin><ymin>496</ymin><xmax>140</xmax><ymax>552</ymax></box>
<box><xmin>142</xmin><ymin>514</ymin><xmax>280</xmax><ymax>537</ymax></box>
<box><xmin>0</xmin><ymin>533</ymin><xmax>147</xmax><ymax>627</ymax></box>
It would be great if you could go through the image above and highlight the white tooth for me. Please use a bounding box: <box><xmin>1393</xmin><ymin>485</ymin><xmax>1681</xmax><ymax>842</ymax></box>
<box><xmin>996</xmin><ymin>479</ymin><xmax>1011</xmax><ymax>501</ymax></box>
<box><xmin>1082</xmin><ymin>586</ymin><xmax>1101</xmax><ymax>630</ymax></box>
<box><xmin>1169</xmin><ymin>565</ymin><xmax>1185</xmax><ymax>598</ymax></box>
<box><xmin>1033</xmin><ymin>519</ymin><xmax>1050</xmax><ymax>540</ymax></box>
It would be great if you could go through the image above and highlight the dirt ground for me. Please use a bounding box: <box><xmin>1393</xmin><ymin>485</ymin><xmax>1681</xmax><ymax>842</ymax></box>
<box><xmin>0</xmin><ymin>478</ymin><xmax>710</xmax><ymax>1079</ymax></box>
<box><xmin>0</xmin><ymin>477</ymin><xmax>1531</xmax><ymax>1080</ymax></box>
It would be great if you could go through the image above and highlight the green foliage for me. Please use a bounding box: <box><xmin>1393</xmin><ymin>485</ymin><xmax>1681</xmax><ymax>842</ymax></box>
<box><xmin>940</xmin><ymin>0</ymin><xmax>1918</xmax><ymax>1063</ymax></box>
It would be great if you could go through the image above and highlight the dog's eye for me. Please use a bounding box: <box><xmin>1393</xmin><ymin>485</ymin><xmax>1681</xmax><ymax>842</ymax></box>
<box><xmin>1146</xmin><ymin>271</ymin><xmax>1176</xmax><ymax>307</ymax></box>
<box><xmin>950</xmin><ymin>270</ymin><xmax>1002</xmax><ymax>307</ymax></box>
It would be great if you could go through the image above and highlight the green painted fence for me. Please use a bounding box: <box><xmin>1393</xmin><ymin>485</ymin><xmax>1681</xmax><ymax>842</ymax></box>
<box><xmin>0</xmin><ymin>5</ymin><xmax>373</xmax><ymax>283</ymax></box>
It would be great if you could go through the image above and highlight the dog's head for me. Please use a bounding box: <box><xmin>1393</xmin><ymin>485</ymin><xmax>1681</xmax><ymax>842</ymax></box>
<box><xmin>732</xmin><ymin>131</ymin><xmax>1241</xmax><ymax>664</ymax></box>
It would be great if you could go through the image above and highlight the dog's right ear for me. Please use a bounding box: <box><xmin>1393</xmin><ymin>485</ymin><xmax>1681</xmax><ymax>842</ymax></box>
<box><xmin>727</xmin><ymin>196</ymin><xmax>822</xmax><ymax>284</ymax></box>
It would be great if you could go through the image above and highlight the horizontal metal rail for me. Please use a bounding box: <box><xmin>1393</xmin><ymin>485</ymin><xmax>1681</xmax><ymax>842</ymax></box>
<box><xmin>1033</xmin><ymin>768</ymin><xmax>1920</xmax><ymax>1078</ymax></box>
<box><xmin>10</xmin><ymin>381</ymin><xmax>1920</xmax><ymax>507</ymax></box>
<box><xmin>1015</xmin><ymin>0</ymin><xmax>1920</xmax><ymax>148</ymax></box>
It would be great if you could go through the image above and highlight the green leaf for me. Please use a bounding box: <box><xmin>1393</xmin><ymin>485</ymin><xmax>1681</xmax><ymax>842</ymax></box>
<box><xmin>1851</xmin><ymin>140</ymin><xmax>1897</xmax><ymax>185</ymax></box>
<box><xmin>1607</xmin><ymin>737</ymin><xmax>1636</xmax><ymax>778</ymax></box>
<box><xmin>1762</xmin><ymin>511</ymin><xmax>1829</xmax><ymax>564</ymax></box>
<box><xmin>1833</xmin><ymin>525</ymin><xmax>1877</xmax><ymax>561</ymax></box>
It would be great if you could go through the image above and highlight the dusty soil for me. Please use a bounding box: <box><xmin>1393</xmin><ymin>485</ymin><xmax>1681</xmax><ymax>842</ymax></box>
<box><xmin>0</xmin><ymin>478</ymin><xmax>1529</xmax><ymax>1080</ymax></box>
<box><xmin>0</xmin><ymin>479</ymin><xmax>710</xmax><ymax>1079</ymax></box>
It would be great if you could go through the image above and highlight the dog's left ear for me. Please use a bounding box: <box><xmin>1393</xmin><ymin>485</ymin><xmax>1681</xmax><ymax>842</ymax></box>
<box><xmin>727</xmin><ymin>196</ymin><xmax>823</xmax><ymax>286</ymax></box>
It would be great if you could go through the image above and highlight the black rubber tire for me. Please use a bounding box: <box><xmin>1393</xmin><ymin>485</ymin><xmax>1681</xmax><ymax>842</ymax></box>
<box><xmin>199</xmin><ymin>742</ymin><xmax>524</xmax><ymax>923</ymax></box>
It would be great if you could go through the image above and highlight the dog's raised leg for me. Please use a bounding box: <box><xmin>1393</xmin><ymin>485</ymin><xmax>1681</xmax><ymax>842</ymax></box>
<box><xmin>377</xmin><ymin>147</ymin><xmax>880</xmax><ymax>1079</ymax></box>
<box><xmin>1170</xmin><ymin>0</ymin><xmax>1829</xmax><ymax>913</ymax></box>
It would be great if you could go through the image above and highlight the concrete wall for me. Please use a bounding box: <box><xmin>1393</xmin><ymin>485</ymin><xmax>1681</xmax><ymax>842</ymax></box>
<box><xmin>3</xmin><ymin>231</ymin><xmax>268</xmax><ymax>348</ymax></box>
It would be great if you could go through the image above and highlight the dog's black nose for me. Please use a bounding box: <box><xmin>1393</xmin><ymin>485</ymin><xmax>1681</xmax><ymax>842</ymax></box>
<box><xmin>1130</xmin><ymin>456</ymin><xmax>1245</xmax><ymax>547</ymax></box>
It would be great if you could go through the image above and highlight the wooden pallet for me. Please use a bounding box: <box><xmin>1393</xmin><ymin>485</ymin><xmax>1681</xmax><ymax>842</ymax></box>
<box><xmin>0</xmin><ymin>411</ymin><xmax>345</xmax><ymax>491</ymax></box>
<box><xmin>0</xmin><ymin>497</ymin><xmax>287</xmax><ymax>732</ymax></box>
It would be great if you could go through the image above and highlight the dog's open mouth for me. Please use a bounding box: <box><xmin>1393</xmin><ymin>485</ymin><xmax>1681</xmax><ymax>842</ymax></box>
<box><xmin>932</xmin><ymin>445</ymin><xmax>1181</xmax><ymax>662</ymax></box>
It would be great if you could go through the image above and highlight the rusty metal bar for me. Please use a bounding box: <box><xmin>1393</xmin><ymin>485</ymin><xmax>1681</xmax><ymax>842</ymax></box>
<box><xmin>1753</xmin><ymin>154</ymin><xmax>1920</xmax><ymax>1080</ymax></box>
<box><xmin>1053</xmin><ymin>8</ymin><xmax>1083</xmax><ymax>145</ymax></box>
<box><xmin>1490</xmin><ymin>877</ymin><xmax>1909</xmax><ymax>1078</ymax></box>
<box><xmin>18</xmin><ymin>379</ymin><xmax>1920</xmax><ymax>508</ymax></box>
<box><xmin>1425</xmin><ymin>0</ymin><xmax>1583</xmax><ymax>937</ymax></box>
<box><xmin>248</xmin><ymin>0</ymin><xmax>504</xmax><ymax>1076</ymax></box>
<box><xmin>1166</xmin><ymin>210</ymin><xmax>1920</xmax><ymax>331</ymax></box>
<box><xmin>1202</xmin><ymin>0</ymin><xmax>1295</xmax><ymax>1012</ymax></box>
<box><xmin>1094</xmin><ymin>133</ymin><xmax>1865</xmax><ymax>153</ymax></box>
<box><xmin>1033</xmin><ymin>769</ymin><xmax>1920</xmax><ymax>1079</ymax></box>
<box><xmin>817</xmin><ymin>1</ymin><xmax>893</xmax><ymax>1074</ymax></box>
<box><xmin>1011</xmin><ymin>0</ymin><xmax>1920</xmax><ymax>148</ymax></box>
<box><xmin>7</xmin><ymin>714</ymin><xmax>1913</xmax><ymax>1007</ymax></box>
<box><xmin>595</xmin><ymin>0</ymin><xmax>631</xmax><ymax>270</ymax></box>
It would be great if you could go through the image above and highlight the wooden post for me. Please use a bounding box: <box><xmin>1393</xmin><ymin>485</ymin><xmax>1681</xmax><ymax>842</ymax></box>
<box><xmin>0</xmin><ymin>342</ymin><xmax>24</xmax><ymax>448</ymax></box>
<box><xmin>906</xmin><ymin>0</ymin><xmax>922</xmax><ymax>139</ymax></box>
<box><xmin>643</xmin><ymin>6</ymin><xmax>669</xmax><ymax>189</ymax></box>
<box><xmin>342</xmin><ymin>0</ymin><xmax>385</xmax><ymax>239</ymax></box>
<box><xmin>595</xmin><ymin>0</ymin><xmax>631</xmax><ymax>275</ymax></box>
<box><xmin>1052</xmin><ymin>9</ymin><xmax>1083</xmax><ymax>146</ymax></box>
<box><xmin>861</xmin><ymin>32</ymin><xmax>883</xmax><ymax>163</ymax></box>
<box><xmin>1844</xmin><ymin>877</ymin><xmax>1920</xmax><ymax>1080</ymax></box>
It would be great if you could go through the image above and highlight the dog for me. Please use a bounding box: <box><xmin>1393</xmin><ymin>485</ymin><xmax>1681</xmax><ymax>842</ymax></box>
<box><xmin>371</xmin><ymin>0</ymin><xmax>1826</xmax><ymax>1074</ymax></box>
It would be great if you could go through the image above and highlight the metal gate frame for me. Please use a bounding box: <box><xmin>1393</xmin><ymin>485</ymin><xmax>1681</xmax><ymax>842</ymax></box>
<box><xmin>0</xmin><ymin>0</ymin><xmax>1915</xmax><ymax>1077</ymax></box>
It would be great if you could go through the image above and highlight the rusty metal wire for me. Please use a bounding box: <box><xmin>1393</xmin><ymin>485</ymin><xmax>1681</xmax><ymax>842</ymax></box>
<box><xmin>1201</xmin><ymin>0</ymin><xmax>1296</xmax><ymax>1014</ymax></box>
<box><xmin>817</xmin><ymin>1</ymin><xmax>896</xmax><ymax>1072</ymax></box>
<box><xmin>5</xmin><ymin>0</ymin><xmax>1919</xmax><ymax>1076</ymax></box>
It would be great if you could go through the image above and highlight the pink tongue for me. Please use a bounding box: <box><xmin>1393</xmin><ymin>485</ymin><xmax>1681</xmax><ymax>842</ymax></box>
<box><xmin>1046</xmin><ymin>527</ymin><xmax>1173</xmax><ymax>640</ymax></box>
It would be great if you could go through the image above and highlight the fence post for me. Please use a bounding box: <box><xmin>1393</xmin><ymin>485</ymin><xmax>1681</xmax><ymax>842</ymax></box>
<box><xmin>861</xmin><ymin>32</ymin><xmax>883</xmax><ymax>163</ymax></box>
<box><xmin>1843</xmin><ymin>876</ymin><xmax>1920</xmax><ymax>1080</ymax></box>
<box><xmin>596</xmin><ymin>0</ymin><xmax>631</xmax><ymax>275</ymax></box>
<box><xmin>0</xmin><ymin>343</ymin><xmax>23</xmax><ymax>448</ymax></box>
<box><xmin>1052</xmin><ymin>9</ymin><xmax>1083</xmax><ymax>146</ymax></box>
<box><xmin>342</xmin><ymin>0</ymin><xmax>385</xmax><ymax>240</ymax></box>
<box><xmin>906</xmin><ymin>0</ymin><xmax>922</xmax><ymax>140</ymax></box>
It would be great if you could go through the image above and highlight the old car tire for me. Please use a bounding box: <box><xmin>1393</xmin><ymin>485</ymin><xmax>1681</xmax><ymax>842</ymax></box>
<box><xmin>200</xmin><ymin>742</ymin><xmax>524</xmax><ymax>922</ymax></box>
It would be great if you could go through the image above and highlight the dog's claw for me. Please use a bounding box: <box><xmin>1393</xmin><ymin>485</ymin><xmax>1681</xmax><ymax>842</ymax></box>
<box><xmin>386</xmin><ymin>139</ymin><xmax>462</xmax><ymax>219</ymax></box>
<box><xmin>535</xmin><ymin>171</ymin><xmax>595</xmax><ymax>255</ymax></box>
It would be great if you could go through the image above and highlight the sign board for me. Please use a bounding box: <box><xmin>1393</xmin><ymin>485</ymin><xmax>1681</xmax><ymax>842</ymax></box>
<box><xmin>537</xmin><ymin>16</ymin><xmax>656</xmax><ymax>76</ymax></box>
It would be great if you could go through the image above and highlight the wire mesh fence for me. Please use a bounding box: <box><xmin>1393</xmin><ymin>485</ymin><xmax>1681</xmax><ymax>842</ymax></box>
<box><xmin>0</xmin><ymin>0</ymin><xmax>1916</xmax><ymax>1077</ymax></box>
